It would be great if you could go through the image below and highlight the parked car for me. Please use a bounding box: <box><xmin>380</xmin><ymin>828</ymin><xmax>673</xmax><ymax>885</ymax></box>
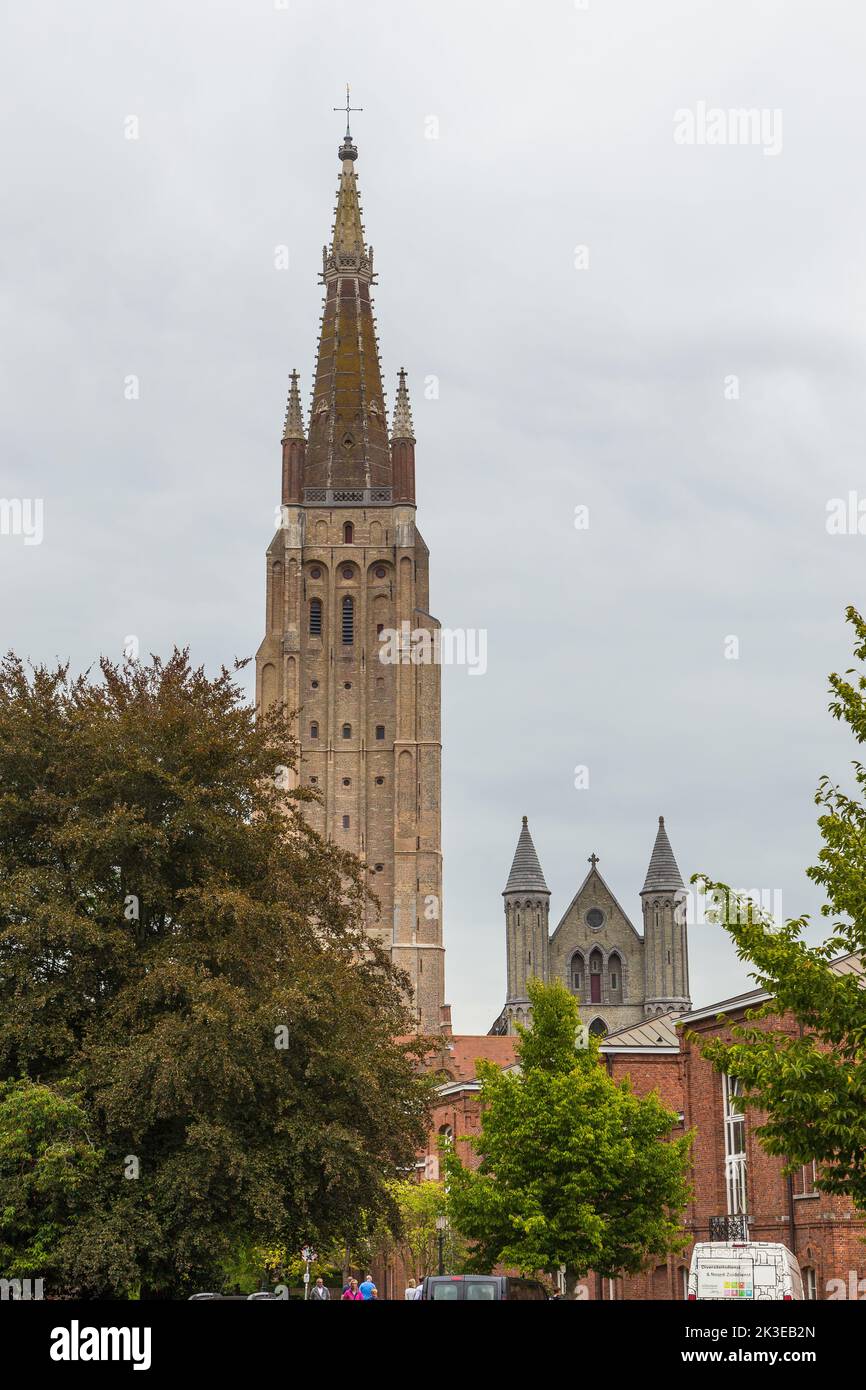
<box><xmin>687</xmin><ymin>1241</ymin><xmax>804</xmax><ymax>1301</ymax></box>
<box><xmin>188</xmin><ymin>1292</ymin><xmax>281</xmax><ymax>1300</ymax></box>
<box><xmin>419</xmin><ymin>1275</ymin><xmax>548</xmax><ymax>1301</ymax></box>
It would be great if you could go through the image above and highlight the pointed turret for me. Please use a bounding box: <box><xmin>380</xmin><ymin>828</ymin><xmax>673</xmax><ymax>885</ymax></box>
<box><xmin>392</xmin><ymin>368</ymin><xmax>415</xmax><ymax>440</ymax></box>
<box><xmin>304</xmin><ymin>128</ymin><xmax>391</xmax><ymax>495</ymax></box>
<box><xmin>281</xmin><ymin>369</ymin><xmax>306</xmax><ymax>505</ymax></box>
<box><xmin>391</xmin><ymin>368</ymin><xmax>416</xmax><ymax>504</ymax></box>
<box><xmin>501</xmin><ymin>816</ymin><xmax>551</xmax><ymax>1034</ymax></box>
<box><xmin>641</xmin><ymin>815</ymin><xmax>690</xmax><ymax>1017</ymax></box>
<box><xmin>504</xmin><ymin>815</ymin><xmax>550</xmax><ymax>895</ymax></box>
<box><xmin>641</xmin><ymin>815</ymin><xmax>685</xmax><ymax>893</ymax></box>
<box><xmin>282</xmin><ymin>369</ymin><xmax>305</xmax><ymax>441</ymax></box>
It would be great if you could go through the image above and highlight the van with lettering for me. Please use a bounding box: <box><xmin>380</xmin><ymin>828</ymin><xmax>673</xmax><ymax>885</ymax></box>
<box><xmin>687</xmin><ymin>1241</ymin><xmax>804</xmax><ymax>1301</ymax></box>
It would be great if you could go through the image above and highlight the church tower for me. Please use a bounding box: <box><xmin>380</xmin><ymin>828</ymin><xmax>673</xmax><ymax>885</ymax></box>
<box><xmin>501</xmin><ymin>817</ymin><xmax>550</xmax><ymax>1033</ymax></box>
<box><xmin>640</xmin><ymin>816</ymin><xmax>690</xmax><ymax>1016</ymax></box>
<box><xmin>255</xmin><ymin>110</ymin><xmax>445</xmax><ymax>1034</ymax></box>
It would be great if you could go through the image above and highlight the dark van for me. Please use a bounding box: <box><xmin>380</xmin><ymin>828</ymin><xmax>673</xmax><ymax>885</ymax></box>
<box><xmin>420</xmin><ymin>1276</ymin><xmax>547</xmax><ymax>1301</ymax></box>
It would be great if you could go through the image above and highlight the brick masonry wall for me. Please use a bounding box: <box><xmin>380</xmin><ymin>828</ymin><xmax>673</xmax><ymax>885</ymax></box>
<box><xmin>417</xmin><ymin>1018</ymin><xmax>866</xmax><ymax>1300</ymax></box>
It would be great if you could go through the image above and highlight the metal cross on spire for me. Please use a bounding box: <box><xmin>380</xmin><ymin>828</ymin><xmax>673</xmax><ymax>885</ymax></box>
<box><xmin>334</xmin><ymin>83</ymin><xmax>363</xmax><ymax>139</ymax></box>
<box><xmin>588</xmin><ymin>853</ymin><xmax>600</xmax><ymax>868</ymax></box>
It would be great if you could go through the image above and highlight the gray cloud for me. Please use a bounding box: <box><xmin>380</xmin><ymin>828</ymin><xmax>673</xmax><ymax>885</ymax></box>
<box><xmin>2</xmin><ymin>0</ymin><xmax>864</xmax><ymax>1032</ymax></box>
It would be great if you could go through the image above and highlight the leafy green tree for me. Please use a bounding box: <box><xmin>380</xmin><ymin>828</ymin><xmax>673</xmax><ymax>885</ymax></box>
<box><xmin>0</xmin><ymin>1079</ymin><xmax>102</xmax><ymax>1285</ymax></box>
<box><xmin>444</xmin><ymin>979</ymin><xmax>691</xmax><ymax>1296</ymax></box>
<box><xmin>695</xmin><ymin>606</ymin><xmax>866</xmax><ymax>1211</ymax></box>
<box><xmin>378</xmin><ymin>1178</ymin><xmax>467</xmax><ymax>1279</ymax></box>
<box><xmin>0</xmin><ymin>650</ymin><xmax>432</xmax><ymax>1296</ymax></box>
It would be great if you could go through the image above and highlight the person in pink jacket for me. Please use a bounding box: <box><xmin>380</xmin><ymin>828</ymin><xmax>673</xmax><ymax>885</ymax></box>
<box><xmin>341</xmin><ymin>1278</ymin><xmax>363</xmax><ymax>1301</ymax></box>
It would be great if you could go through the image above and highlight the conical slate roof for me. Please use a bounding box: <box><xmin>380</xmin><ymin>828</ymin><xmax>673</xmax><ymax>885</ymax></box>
<box><xmin>503</xmin><ymin>816</ymin><xmax>550</xmax><ymax>895</ymax></box>
<box><xmin>641</xmin><ymin>816</ymin><xmax>685</xmax><ymax>893</ymax></box>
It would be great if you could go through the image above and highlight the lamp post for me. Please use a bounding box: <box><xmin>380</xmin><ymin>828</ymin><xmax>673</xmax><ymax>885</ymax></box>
<box><xmin>435</xmin><ymin>1215</ymin><xmax>448</xmax><ymax>1277</ymax></box>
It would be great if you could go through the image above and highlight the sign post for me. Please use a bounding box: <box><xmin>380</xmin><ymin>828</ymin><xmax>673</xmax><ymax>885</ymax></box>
<box><xmin>301</xmin><ymin>1246</ymin><xmax>317</xmax><ymax>1301</ymax></box>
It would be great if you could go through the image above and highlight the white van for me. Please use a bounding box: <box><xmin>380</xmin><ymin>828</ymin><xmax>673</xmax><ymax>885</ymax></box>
<box><xmin>688</xmin><ymin>1241</ymin><xmax>804</xmax><ymax>1301</ymax></box>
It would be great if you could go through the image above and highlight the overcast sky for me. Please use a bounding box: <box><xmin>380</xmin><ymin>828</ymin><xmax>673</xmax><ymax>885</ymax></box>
<box><xmin>2</xmin><ymin>0</ymin><xmax>865</xmax><ymax>1033</ymax></box>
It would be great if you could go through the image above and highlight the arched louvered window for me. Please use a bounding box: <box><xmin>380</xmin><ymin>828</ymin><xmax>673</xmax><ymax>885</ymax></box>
<box><xmin>571</xmin><ymin>950</ymin><xmax>584</xmax><ymax>994</ymax></box>
<box><xmin>309</xmin><ymin>597</ymin><xmax>322</xmax><ymax>637</ymax></box>
<box><xmin>343</xmin><ymin>521</ymin><xmax>354</xmax><ymax>544</ymax></box>
<box><xmin>608</xmin><ymin>952</ymin><xmax>623</xmax><ymax>1003</ymax></box>
<box><xmin>589</xmin><ymin>948</ymin><xmax>603</xmax><ymax>1004</ymax></box>
<box><xmin>342</xmin><ymin>595</ymin><xmax>354</xmax><ymax>644</ymax></box>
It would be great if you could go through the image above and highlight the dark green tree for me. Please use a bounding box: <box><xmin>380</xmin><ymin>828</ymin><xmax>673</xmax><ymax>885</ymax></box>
<box><xmin>444</xmin><ymin>979</ymin><xmax>691</xmax><ymax>1296</ymax></box>
<box><xmin>695</xmin><ymin>606</ymin><xmax>866</xmax><ymax>1211</ymax></box>
<box><xmin>0</xmin><ymin>650</ymin><xmax>431</xmax><ymax>1296</ymax></box>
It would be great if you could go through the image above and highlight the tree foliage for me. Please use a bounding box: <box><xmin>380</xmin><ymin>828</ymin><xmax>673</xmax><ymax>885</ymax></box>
<box><xmin>378</xmin><ymin>1178</ymin><xmax>467</xmax><ymax>1279</ymax></box>
<box><xmin>444</xmin><ymin>979</ymin><xmax>691</xmax><ymax>1293</ymax></box>
<box><xmin>0</xmin><ymin>1079</ymin><xmax>102</xmax><ymax>1281</ymax></box>
<box><xmin>695</xmin><ymin>606</ymin><xmax>866</xmax><ymax>1210</ymax></box>
<box><xmin>0</xmin><ymin>650</ymin><xmax>432</xmax><ymax>1295</ymax></box>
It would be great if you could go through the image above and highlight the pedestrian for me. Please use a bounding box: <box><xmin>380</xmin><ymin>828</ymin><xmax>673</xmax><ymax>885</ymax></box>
<box><xmin>358</xmin><ymin>1273</ymin><xmax>377</xmax><ymax>1301</ymax></box>
<box><xmin>404</xmin><ymin>1278</ymin><xmax>417</xmax><ymax>1300</ymax></box>
<box><xmin>310</xmin><ymin>1277</ymin><xmax>330</xmax><ymax>1301</ymax></box>
<box><xmin>413</xmin><ymin>1277</ymin><xmax>424</xmax><ymax>1300</ymax></box>
<box><xmin>341</xmin><ymin>1278</ymin><xmax>362</xmax><ymax>1301</ymax></box>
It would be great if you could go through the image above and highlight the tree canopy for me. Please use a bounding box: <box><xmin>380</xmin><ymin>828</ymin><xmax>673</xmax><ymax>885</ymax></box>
<box><xmin>444</xmin><ymin>979</ymin><xmax>691</xmax><ymax>1294</ymax></box>
<box><xmin>695</xmin><ymin>606</ymin><xmax>866</xmax><ymax>1210</ymax></box>
<box><xmin>0</xmin><ymin>650</ymin><xmax>432</xmax><ymax>1296</ymax></box>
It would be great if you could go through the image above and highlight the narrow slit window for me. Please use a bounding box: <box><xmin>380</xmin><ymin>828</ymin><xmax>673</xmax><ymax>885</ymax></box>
<box><xmin>342</xmin><ymin>595</ymin><xmax>354</xmax><ymax>644</ymax></box>
<box><xmin>342</xmin><ymin>724</ymin><xmax>352</xmax><ymax>740</ymax></box>
<box><xmin>343</xmin><ymin>521</ymin><xmax>354</xmax><ymax>544</ymax></box>
<box><xmin>375</xmin><ymin>725</ymin><xmax>385</xmax><ymax>741</ymax></box>
<box><xmin>310</xmin><ymin>722</ymin><xmax>319</xmax><ymax>739</ymax></box>
<box><xmin>309</xmin><ymin>598</ymin><xmax>322</xmax><ymax>637</ymax></box>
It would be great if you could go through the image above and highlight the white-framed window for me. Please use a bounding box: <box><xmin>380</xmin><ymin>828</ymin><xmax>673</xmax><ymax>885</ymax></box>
<box><xmin>803</xmin><ymin>1267</ymin><xmax>817</xmax><ymax>1300</ymax></box>
<box><xmin>793</xmin><ymin>1160</ymin><xmax>818</xmax><ymax>1198</ymax></box>
<box><xmin>722</xmin><ymin>1073</ymin><xmax>747</xmax><ymax>1216</ymax></box>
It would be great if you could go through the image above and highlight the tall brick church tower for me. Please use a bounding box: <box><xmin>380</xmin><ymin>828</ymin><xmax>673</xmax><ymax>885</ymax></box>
<box><xmin>256</xmin><ymin>112</ymin><xmax>446</xmax><ymax>1034</ymax></box>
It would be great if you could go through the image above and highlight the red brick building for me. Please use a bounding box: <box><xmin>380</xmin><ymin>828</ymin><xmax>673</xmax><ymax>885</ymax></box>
<box><xmin>420</xmin><ymin>955</ymin><xmax>865</xmax><ymax>1299</ymax></box>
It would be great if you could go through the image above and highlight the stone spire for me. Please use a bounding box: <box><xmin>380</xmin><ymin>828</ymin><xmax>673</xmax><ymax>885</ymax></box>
<box><xmin>501</xmin><ymin>816</ymin><xmax>551</xmax><ymax>1035</ymax></box>
<box><xmin>641</xmin><ymin>815</ymin><xmax>685</xmax><ymax>894</ymax></box>
<box><xmin>391</xmin><ymin>368</ymin><xmax>416</xmax><ymax>504</ymax></box>
<box><xmin>304</xmin><ymin>124</ymin><xmax>391</xmax><ymax>494</ymax></box>
<box><xmin>281</xmin><ymin>368</ymin><xmax>306</xmax><ymax>505</ymax></box>
<box><xmin>641</xmin><ymin>815</ymin><xmax>690</xmax><ymax>1017</ymax></box>
<box><xmin>504</xmin><ymin>816</ymin><xmax>550</xmax><ymax>895</ymax></box>
<box><xmin>392</xmin><ymin>368</ymin><xmax>415</xmax><ymax>441</ymax></box>
<box><xmin>282</xmin><ymin>369</ymin><xmax>305</xmax><ymax>442</ymax></box>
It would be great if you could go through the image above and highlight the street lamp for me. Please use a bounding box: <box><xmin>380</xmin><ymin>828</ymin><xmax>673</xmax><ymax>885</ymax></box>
<box><xmin>435</xmin><ymin>1215</ymin><xmax>448</xmax><ymax>1277</ymax></box>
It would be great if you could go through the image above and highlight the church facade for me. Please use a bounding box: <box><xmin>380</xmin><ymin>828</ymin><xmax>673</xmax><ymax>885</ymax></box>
<box><xmin>255</xmin><ymin>116</ymin><xmax>445</xmax><ymax>1034</ymax></box>
<box><xmin>492</xmin><ymin>815</ymin><xmax>691</xmax><ymax>1037</ymax></box>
